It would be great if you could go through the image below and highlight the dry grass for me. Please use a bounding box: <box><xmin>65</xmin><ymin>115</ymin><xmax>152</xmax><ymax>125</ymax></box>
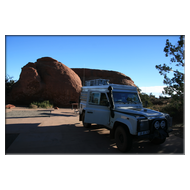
<box><xmin>29</xmin><ymin>104</ymin><xmax>38</xmax><ymax>109</ymax></box>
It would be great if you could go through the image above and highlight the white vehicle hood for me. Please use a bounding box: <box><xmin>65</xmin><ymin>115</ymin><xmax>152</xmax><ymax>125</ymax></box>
<box><xmin>115</xmin><ymin>106</ymin><xmax>164</xmax><ymax>118</ymax></box>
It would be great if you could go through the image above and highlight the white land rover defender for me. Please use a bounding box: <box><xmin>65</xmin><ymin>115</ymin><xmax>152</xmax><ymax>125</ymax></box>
<box><xmin>79</xmin><ymin>81</ymin><xmax>172</xmax><ymax>152</ymax></box>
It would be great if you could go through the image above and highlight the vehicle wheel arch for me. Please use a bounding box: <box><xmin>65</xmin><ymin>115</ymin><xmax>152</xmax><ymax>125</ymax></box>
<box><xmin>111</xmin><ymin>121</ymin><xmax>130</xmax><ymax>139</ymax></box>
<box><xmin>79</xmin><ymin>109</ymin><xmax>85</xmax><ymax>121</ymax></box>
<box><xmin>81</xmin><ymin>110</ymin><xmax>91</xmax><ymax>128</ymax></box>
<box><xmin>114</xmin><ymin>123</ymin><xmax>133</xmax><ymax>152</ymax></box>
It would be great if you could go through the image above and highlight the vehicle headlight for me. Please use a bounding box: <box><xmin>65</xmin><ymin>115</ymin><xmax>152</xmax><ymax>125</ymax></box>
<box><xmin>160</xmin><ymin>120</ymin><xmax>166</xmax><ymax>128</ymax></box>
<box><xmin>154</xmin><ymin>121</ymin><xmax>160</xmax><ymax>129</ymax></box>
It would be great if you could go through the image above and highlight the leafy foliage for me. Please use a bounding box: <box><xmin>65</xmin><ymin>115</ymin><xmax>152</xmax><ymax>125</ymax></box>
<box><xmin>139</xmin><ymin>92</ymin><xmax>153</xmax><ymax>107</ymax></box>
<box><xmin>29</xmin><ymin>100</ymin><xmax>53</xmax><ymax>108</ymax></box>
<box><xmin>154</xmin><ymin>36</ymin><xmax>184</xmax><ymax>123</ymax></box>
<box><xmin>138</xmin><ymin>88</ymin><xmax>183</xmax><ymax>123</ymax></box>
<box><xmin>151</xmin><ymin>98</ymin><xmax>183</xmax><ymax>123</ymax></box>
<box><xmin>5</xmin><ymin>75</ymin><xmax>17</xmax><ymax>95</ymax></box>
<box><xmin>155</xmin><ymin>36</ymin><xmax>184</xmax><ymax>97</ymax></box>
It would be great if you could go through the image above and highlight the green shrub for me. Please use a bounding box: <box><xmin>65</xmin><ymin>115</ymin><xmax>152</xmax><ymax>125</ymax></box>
<box><xmin>139</xmin><ymin>93</ymin><xmax>153</xmax><ymax>107</ymax></box>
<box><xmin>29</xmin><ymin>100</ymin><xmax>53</xmax><ymax>108</ymax></box>
<box><xmin>29</xmin><ymin>104</ymin><xmax>38</xmax><ymax>109</ymax></box>
<box><xmin>149</xmin><ymin>100</ymin><xmax>183</xmax><ymax>124</ymax></box>
<box><xmin>5</xmin><ymin>75</ymin><xmax>17</xmax><ymax>96</ymax></box>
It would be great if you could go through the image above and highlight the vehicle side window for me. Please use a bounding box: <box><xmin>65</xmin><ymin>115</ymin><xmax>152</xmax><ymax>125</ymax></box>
<box><xmin>89</xmin><ymin>92</ymin><xmax>100</xmax><ymax>105</ymax></box>
<box><xmin>89</xmin><ymin>92</ymin><xmax>109</xmax><ymax>106</ymax></box>
<box><xmin>100</xmin><ymin>93</ymin><xmax>109</xmax><ymax>106</ymax></box>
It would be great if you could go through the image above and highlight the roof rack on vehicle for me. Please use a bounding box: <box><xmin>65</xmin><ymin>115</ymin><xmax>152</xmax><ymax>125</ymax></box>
<box><xmin>84</xmin><ymin>79</ymin><xmax>109</xmax><ymax>86</ymax></box>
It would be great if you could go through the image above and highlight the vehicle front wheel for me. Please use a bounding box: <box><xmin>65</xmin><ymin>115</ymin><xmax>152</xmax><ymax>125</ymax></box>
<box><xmin>82</xmin><ymin>112</ymin><xmax>91</xmax><ymax>128</ymax></box>
<box><xmin>115</xmin><ymin>125</ymin><xmax>132</xmax><ymax>152</ymax></box>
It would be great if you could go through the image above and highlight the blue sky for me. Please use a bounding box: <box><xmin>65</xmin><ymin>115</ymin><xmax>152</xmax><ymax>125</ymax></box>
<box><xmin>6</xmin><ymin>35</ymin><xmax>182</xmax><ymax>97</ymax></box>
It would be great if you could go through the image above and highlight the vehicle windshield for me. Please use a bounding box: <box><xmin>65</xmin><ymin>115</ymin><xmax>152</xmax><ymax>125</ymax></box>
<box><xmin>113</xmin><ymin>91</ymin><xmax>141</xmax><ymax>104</ymax></box>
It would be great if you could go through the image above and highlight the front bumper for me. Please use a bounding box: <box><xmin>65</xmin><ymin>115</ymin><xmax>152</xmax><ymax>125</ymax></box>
<box><xmin>137</xmin><ymin>129</ymin><xmax>170</xmax><ymax>138</ymax></box>
<box><xmin>137</xmin><ymin>116</ymin><xmax>173</xmax><ymax>139</ymax></box>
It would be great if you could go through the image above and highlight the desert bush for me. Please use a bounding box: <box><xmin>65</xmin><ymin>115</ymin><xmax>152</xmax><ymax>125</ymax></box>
<box><xmin>29</xmin><ymin>100</ymin><xmax>53</xmax><ymax>108</ymax></box>
<box><xmin>5</xmin><ymin>75</ymin><xmax>17</xmax><ymax>95</ymax></box>
<box><xmin>150</xmin><ymin>99</ymin><xmax>183</xmax><ymax>124</ymax></box>
<box><xmin>29</xmin><ymin>104</ymin><xmax>38</xmax><ymax>109</ymax></box>
<box><xmin>139</xmin><ymin>93</ymin><xmax>153</xmax><ymax>107</ymax></box>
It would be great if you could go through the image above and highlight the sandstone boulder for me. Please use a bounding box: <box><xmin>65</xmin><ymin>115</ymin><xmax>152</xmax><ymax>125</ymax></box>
<box><xmin>71</xmin><ymin>68</ymin><xmax>136</xmax><ymax>87</ymax></box>
<box><xmin>5</xmin><ymin>104</ymin><xmax>15</xmax><ymax>109</ymax></box>
<box><xmin>8</xmin><ymin>57</ymin><xmax>82</xmax><ymax>107</ymax></box>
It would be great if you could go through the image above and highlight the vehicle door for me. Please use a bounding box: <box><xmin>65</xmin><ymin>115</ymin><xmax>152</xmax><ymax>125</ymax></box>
<box><xmin>84</xmin><ymin>91</ymin><xmax>110</xmax><ymax>126</ymax></box>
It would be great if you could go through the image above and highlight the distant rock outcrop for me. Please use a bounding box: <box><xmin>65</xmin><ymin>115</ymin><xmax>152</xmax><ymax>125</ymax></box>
<box><xmin>8</xmin><ymin>57</ymin><xmax>82</xmax><ymax>107</ymax></box>
<box><xmin>71</xmin><ymin>68</ymin><xmax>136</xmax><ymax>87</ymax></box>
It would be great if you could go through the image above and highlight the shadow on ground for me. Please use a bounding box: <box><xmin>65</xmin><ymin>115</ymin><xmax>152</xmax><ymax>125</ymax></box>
<box><xmin>5</xmin><ymin>123</ymin><xmax>119</xmax><ymax>154</ymax></box>
<box><xmin>5</xmin><ymin>122</ymin><xmax>184</xmax><ymax>154</ymax></box>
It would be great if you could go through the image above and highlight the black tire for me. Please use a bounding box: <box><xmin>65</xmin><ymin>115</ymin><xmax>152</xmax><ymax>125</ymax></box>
<box><xmin>115</xmin><ymin>125</ymin><xmax>132</xmax><ymax>152</ymax></box>
<box><xmin>82</xmin><ymin>112</ymin><xmax>91</xmax><ymax>128</ymax></box>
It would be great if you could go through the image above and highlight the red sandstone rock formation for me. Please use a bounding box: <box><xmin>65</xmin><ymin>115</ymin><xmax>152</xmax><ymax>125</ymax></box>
<box><xmin>8</xmin><ymin>57</ymin><xmax>82</xmax><ymax>107</ymax></box>
<box><xmin>71</xmin><ymin>68</ymin><xmax>136</xmax><ymax>87</ymax></box>
<box><xmin>5</xmin><ymin>104</ymin><xmax>15</xmax><ymax>109</ymax></box>
<box><xmin>8</xmin><ymin>57</ymin><xmax>137</xmax><ymax>107</ymax></box>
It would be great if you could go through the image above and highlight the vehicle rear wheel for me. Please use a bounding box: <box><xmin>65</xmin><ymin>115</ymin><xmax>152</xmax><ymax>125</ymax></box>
<box><xmin>82</xmin><ymin>112</ymin><xmax>91</xmax><ymax>128</ymax></box>
<box><xmin>115</xmin><ymin>125</ymin><xmax>132</xmax><ymax>152</ymax></box>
